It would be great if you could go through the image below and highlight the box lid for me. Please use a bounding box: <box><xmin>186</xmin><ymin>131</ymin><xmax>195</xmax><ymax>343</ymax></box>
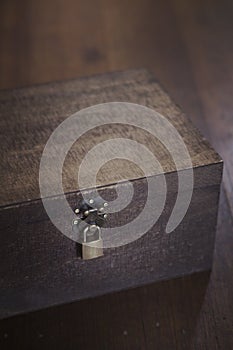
<box><xmin>0</xmin><ymin>69</ymin><xmax>222</xmax><ymax>209</ymax></box>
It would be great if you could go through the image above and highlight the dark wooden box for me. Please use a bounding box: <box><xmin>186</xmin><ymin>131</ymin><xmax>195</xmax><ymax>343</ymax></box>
<box><xmin>0</xmin><ymin>69</ymin><xmax>223</xmax><ymax>319</ymax></box>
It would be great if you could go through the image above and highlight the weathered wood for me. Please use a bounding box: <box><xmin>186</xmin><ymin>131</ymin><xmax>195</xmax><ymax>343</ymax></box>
<box><xmin>0</xmin><ymin>165</ymin><xmax>222</xmax><ymax>318</ymax></box>
<box><xmin>0</xmin><ymin>70</ymin><xmax>222</xmax><ymax>320</ymax></box>
<box><xmin>0</xmin><ymin>69</ymin><xmax>221</xmax><ymax>207</ymax></box>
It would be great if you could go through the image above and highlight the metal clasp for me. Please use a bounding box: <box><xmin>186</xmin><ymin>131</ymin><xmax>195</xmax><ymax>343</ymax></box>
<box><xmin>72</xmin><ymin>198</ymin><xmax>108</xmax><ymax>260</ymax></box>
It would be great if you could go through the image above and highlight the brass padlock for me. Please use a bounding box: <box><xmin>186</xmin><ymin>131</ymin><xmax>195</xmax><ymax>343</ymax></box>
<box><xmin>81</xmin><ymin>224</ymin><xmax>103</xmax><ymax>260</ymax></box>
<box><xmin>72</xmin><ymin>198</ymin><xmax>108</xmax><ymax>260</ymax></box>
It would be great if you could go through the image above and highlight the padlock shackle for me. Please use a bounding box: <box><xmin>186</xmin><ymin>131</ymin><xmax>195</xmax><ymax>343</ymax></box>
<box><xmin>83</xmin><ymin>225</ymin><xmax>101</xmax><ymax>243</ymax></box>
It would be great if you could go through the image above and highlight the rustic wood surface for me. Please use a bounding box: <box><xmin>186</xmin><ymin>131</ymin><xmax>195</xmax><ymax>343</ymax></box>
<box><xmin>0</xmin><ymin>71</ymin><xmax>222</xmax><ymax>320</ymax></box>
<box><xmin>0</xmin><ymin>163</ymin><xmax>222</xmax><ymax>319</ymax></box>
<box><xmin>0</xmin><ymin>0</ymin><xmax>232</xmax><ymax>349</ymax></box>
<box><xmin>0</xmin><ymin>69</ymin><xmax>221</xmax><ymax>206</ymax></box>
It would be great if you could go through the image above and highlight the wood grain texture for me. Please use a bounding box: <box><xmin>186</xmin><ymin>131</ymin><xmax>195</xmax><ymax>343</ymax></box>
<box><xmin>0</xmin><ymin>69</ymin><xmax>221</xmax><ymax>207</ymax></box>
<box><xmin>0</xmin><ymin>164</ymin><xmax>222</xmax><ymax>319</ymax></box>
<box><xmin>0</xmin><ymin>0</ymin><xmax>232</xmax><ymax>348</ymax></box>
<box><xmin>0</xmin><ymin>70</ymin><xmax>223</xmax><ymax>320</ymax></box>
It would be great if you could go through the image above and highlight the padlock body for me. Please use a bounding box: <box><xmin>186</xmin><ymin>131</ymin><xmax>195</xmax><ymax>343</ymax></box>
<box><xmin>82</xmin><ymin>238</ymin><xmax>103</xmax><ymax>260</ymax></box>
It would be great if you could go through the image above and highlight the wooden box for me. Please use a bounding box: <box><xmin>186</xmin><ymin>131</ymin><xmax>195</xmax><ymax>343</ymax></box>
<box><xmin>0</xmin><ymin>69</ymin><xmax>223</xmax><ymax>319</ymax></box>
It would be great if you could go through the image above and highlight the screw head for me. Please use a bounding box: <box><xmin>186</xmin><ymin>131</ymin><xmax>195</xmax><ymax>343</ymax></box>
<box><xmin>75</xmin><ymin>208</ymin><xmax>80</xmax><ymax>214</ymax></box>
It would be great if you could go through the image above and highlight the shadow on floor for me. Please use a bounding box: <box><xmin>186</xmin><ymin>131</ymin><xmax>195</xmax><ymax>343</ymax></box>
<box><xmin>0</xmin><ymin>270</ymin><xmax>210</xmax><ymax>350</ymax></box>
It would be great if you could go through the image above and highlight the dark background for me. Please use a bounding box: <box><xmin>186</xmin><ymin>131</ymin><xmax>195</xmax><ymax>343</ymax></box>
<box><xmin>0</xmin><ymin>0</ymin><xmax>232</xmax><ymax>349</ymax></box>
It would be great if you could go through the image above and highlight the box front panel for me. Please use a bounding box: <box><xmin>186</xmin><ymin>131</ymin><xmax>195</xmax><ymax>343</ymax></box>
<box><xmin>0</xmin><ymin>163</ymin><xmax>222</xmax><ymax>319</ymax></box>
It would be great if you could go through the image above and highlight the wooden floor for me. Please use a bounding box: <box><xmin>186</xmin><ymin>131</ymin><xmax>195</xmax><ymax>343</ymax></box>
<box><xmin>0</xmin><ymin>0</ymin><xmax>232</xmax><ymax>349</ymax></box>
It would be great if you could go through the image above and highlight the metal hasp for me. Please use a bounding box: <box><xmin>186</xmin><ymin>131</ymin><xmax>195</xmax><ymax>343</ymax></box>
<box><xmin>72</xmin><ymin>198</ymin><xmax>108</xmax><ymax>260</ymax></box>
